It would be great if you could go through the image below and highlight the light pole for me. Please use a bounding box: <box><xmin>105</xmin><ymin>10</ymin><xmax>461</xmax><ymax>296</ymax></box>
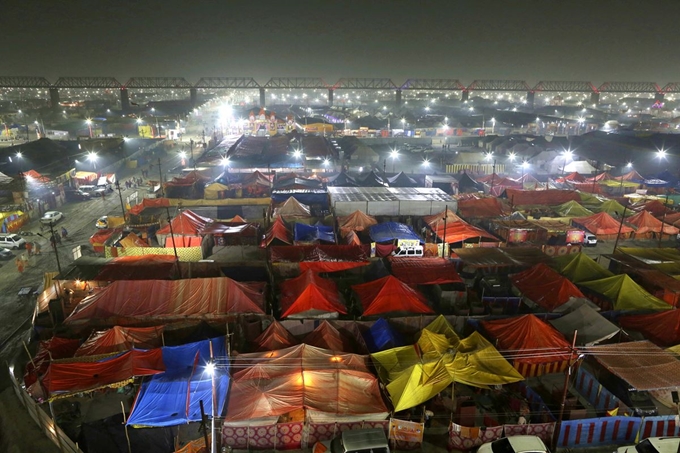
<box><xmin>136</xmin><ymin>118</ymin><xmax>144</xmax><ymax>138</ymax></box>
<box><xmin>491</xmin><ymin>117</ymin><xmax>495</xmax><ymax>134</ymax></box>
<box><xmin>16</xmin><ymin>151</ymin><xmax>23</xmax><ymax>175</ymax></box>
<box><xmin>86</xmin><ymin>119</ymin><xmax>93</xmax><ymax>138</ymax></box>
<box><xmin>389</xmin><ymin>149</ymin><xmax>399</xmax><ymax>172</ymax></box>
<box><xmin>87</xmin><ymin>152</ymin><xmax>98</xmax><ymax>171</ymax></box>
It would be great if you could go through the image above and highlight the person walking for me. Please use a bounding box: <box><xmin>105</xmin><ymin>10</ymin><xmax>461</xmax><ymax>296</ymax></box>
<box><xmin>26</xmin><ymin>241</ymin><xmax>33</xmax><ymax>256</ymax></box>
<box><xmin>33</xmin><ymin>242</ymin><xmax>41</xmax><ymax>255</ymax></box>
<box><xmin>61</xmin><ymin>227</ymin><xmax>68</xmax><ymax>239</ymax></box>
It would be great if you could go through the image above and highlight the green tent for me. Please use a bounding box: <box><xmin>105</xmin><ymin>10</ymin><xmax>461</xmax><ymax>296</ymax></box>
<box><xmin>591</xmin><ymin>199</ymin><xmax>630</xmax><ymax>216</ymax></box>
<box><xmin>554</xmin><ymin>200</ymin><xmax>594</xmax><ymax>217</ymax></box>
<box><xmin>552</xmin><ymin>252</ymin><xmax>613</xmax><ymax>284</ymax></box>
<box><xmin>580</xmin><ymin>274</ymin><xmax>671</xmax><ymax>311</ymax></box>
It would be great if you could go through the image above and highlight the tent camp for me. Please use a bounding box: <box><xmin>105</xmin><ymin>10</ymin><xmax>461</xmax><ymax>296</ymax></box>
<box><xmin>326</xmin><ymin>171</ymin><xmax>358</xmax><ymax>187</ymax></box>
<box><xmin>553</xmin><ymin>200</ymin><xmax>594</xmax><ymax>217</ymax></box>
<box><xmin>261</xmin><ymin>217</ymin><xmax>293</xmax><ymax>247</ymax></box>
<box><xmin>549</xmin><ymin>305</ymin><xmax>620</xmax><ymax>346</ymax></box>
<box><xmin>387</xmin><ymin>172</ymin><xmax>417</xmax><ymax>188</ymax></box>
<box><xmin>619</xmin><ymin>310</ymin><xmax>680</xmax><ymax>346</ymax></box>
<box><xmin>480</xmin><ymin>315</ymin><xmax>572</xmax><ymax>377</ymax></box>
<box><xmin>64</xmin><ymin>277</ymin><xmax>266</xmax><ymax>326</ymax></box>
<box><xmin>571</xmin><ymin>212</ymin><xmax>634</xmax><ymax>239</ymax></box>
<box><xmin>430</xmin><ymin>219</ymin><xmax>499</xmax><ymax>244</ymax></box>
<box><xmin>352</xmin><ymin>275</ymin><xmax>434</xmax><ymax>316</ymax></box>
<box><xmin>252</xmin><ymin>320</ymin><xmax>300</xmax><ymax>352</ymax></box>
<box><xmin>157</xmin><ymin>210</ymin><xmax>211</xmax><ymax>236</ymax></box>
<box><xmin>338</xmin><ymin>210</ymin><xmax>377</xmax><ymax>236</ymax></box>
<box><xmin>388</xmin><ymin>257</ymin><xmax>463</xmax><ymax>285</ymax></box>
<box><xmin>204</xmin><ymin>182</ymin><xmax>229</xmax><ymax>200</ymax></box>
<box><xmin>625</xmin><ymin>210</ymin><xmax>679</xmax><ymax>238</ymax></box>
<box><xmin>269</xmin><ymin>245</ymin><xmax>369</xmax><ymax>273</ymax></box>
<box><xmin>360</xmin><ymin>171</ymin><xmax>388</xmax><ymax>187</ymax></box>
<box><xmin>511</xmin><ymin>264</ymin><xmax>585</xmax><ymax>311</ymax></box>
<box><xmin>502</xmin><ymin>189</ymin><xmax>580</xmax><ymax>207</ymax></box>
<box><xmin>616</xmin><ymin>169</ymin><xmax>645</xmax><ymax>182</ymax></box>
<box><xmin>552</xmin><ymin>252</ymin><xmax>613</xmax><ymax>283</ymax></box>
<box><xmin>302</xmin><ymin>320</ymin><xmax>356</xmax><ymax>352</ymax></box>
<box><xmin>272</xmin><ymin>197</ymin><xmax>312</xmax><ymax>219</ymax></box>
<box><xmin>579</xmin><ymin>274</ymin><xmax>672</xmax><ymax>311</ymax></box>
<box><xmin>423</xmin><ymin>208</ymin><xmax>463</xmax><ymax>227</ymax></box>
<box><xmin>457</xmin><ymin>197</ymin><xmax>507</xmax><ymax>219</ymax></box>
<box><xmin>590</xmin><ymin>199</ymin><xmax>628</xmax><ymax>217</ymax></box>
<box><xmin>74</xmin><ymin>326</ymin><xmax>164</xmax><ymax>357</ymax></box>
<box><xmin>226</xmin><ymin>344</ymin><xmax>389</xmax><ymax>423</ymax></box>
<box><xmin>126</xmin><ymin>337</ymin><xmax>228</xmax><ymax>427</ymax></box>
<box><xmin>279</xmin><ymin>270</ymin><xmax>346</xmax><ymax>318</ymax></box>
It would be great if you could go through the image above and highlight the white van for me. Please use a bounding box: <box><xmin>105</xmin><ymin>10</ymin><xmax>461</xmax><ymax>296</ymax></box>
<box><xmin>478</xmin><ymin>436</ymin><xmax>549</xmax><ymax>453</ymax></box>
<box><xmin>315</xmin><ymin>429</ymin><xmax>389</xmax><ymax>453</ymax></box>
<box><xmin>584</xmin><ymin>233</ymin><xmax>597</xmax><ymax>247</ymax></box>
<box><xmin>0</xmin><ymin>233</ymin><xmax>27</xmax><ymax>250</ymax></box>
<box><xmin>392</xmin><ymin>245</ymin><xmax>424</xmax><ymax>257</ymax></box>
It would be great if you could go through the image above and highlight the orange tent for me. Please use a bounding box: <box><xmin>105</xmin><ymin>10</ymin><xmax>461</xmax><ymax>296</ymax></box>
<box><xmin>571</xmin><ymin>212</ymin><xmax>634</xmax><ymax>239</ymax></box>
<box><xmin>302</xmin><ymin>320</ymin><xmax>355</xmax><ymax>352</ymax></box>
<box><xmin>252</xmin><ymin>320</ymin><xmax>299</xmax><ymax>352</ymax></box>
<box><xmin>157</xmin><ymin>209</ymin><xmax>211</xmax><ymax>235</ymax></box>
<box><xmin>457</xmin><ymin>198</ymin><xmax>508</xmax><ymax>219</ymax></box>
<box><xmin>261</xmin><ymin>217</ymin><xmax>292</xmax><ymax>247</ymax></box>
<box><xmin>619</xmin><ymin>311</ymin><xmax>680</xmax><ymax>347</ymax></box>
<box><xmin>423</xmin><ymin>207</ymin><xmax>464</xmax><ymax>226</ymax></box>
<box><xmin>338</xmin><ymin>210</ymin><xmax>377</xmax><ymax>236</ymax></box>
<box><xmin>626</xmin><ymin>210</ymin><xmax>679</xmax><ymax>238</ymax></box>
<box><xmin>511</xmin><ymin>263</ymin><xmax>584</xmax><ymax>311</ymax></box>
<box><xmin>279</xmin><ymin>270</ymin><xmax>346</xmax><ymax>318</ymax></box>
<box><xmin>481</xmin><ymin>314</ymin><xmax>572</xmax><ymax>377</ymax></box>
<box><xmin>432</xmin><ymin>220</ymin><xmax>499</xmax><ymax>244</ymax></box>
<box><xmin>352</xmin><ymin>275</ymin><xmax>434</xmax><ymax>316</ymax></box>
<box><xmin>74</xmin><ymin>326</ymin><xmax>164</xmax><ymax>356</ymax></box>
<box><xmin>503</xmin><ymin>188</ymin><xmax>580</xmax><ymax>207</ymax></box>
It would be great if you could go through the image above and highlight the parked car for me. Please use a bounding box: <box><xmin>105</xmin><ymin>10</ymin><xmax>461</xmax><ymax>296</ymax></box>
<box><xmin>617</xmin><ymin>437</ymin><xmax>680</xmax><ymax>453</ymax></box>
<box><xmin>478</xmin><ymin>436</ymin><xmax>549</xmax><ymax>453</ymax></box>
<box><xmin>0</xmin><ymin>233</ymin><xmax>26</xmax><ymax>250</ymax></box>
<box><xmin>315</xmin><ymin>429</ymin><xmax>389</xmax><ymax>453</ymax></box>
<box><xmin>0</xmin><ymin>247</ymin><xmax>14</xmax><ymax>259</ymax></box>
<box><xmin>40</xmin><ymin>211</ymin><xmax>64</xmax><ymax>225</ymax></box>
<box><xmin>583</xmin><ymin>233</ymin><xmax>598</xmax><ymax>247</ymax></box>
<box><xmin>64</xmin><ymin>189</ymin><xmax>92</xmax><ymax>202</ymax></box>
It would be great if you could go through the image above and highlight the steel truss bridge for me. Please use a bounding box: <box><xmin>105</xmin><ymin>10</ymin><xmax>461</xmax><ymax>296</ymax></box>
<box><xmin>0</xmin><ymin>76</ymin><xmax>673</xmax><ymax>110</ymax></box>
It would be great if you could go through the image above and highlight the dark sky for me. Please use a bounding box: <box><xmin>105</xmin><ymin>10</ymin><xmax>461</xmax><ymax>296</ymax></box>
<box><xmin>2</xmin><ymin>0</ymin><xmax>679</xmax><ymax>86</ymax></box>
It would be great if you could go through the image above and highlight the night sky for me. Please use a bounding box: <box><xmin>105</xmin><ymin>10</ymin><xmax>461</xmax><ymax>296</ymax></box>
<box><xmin>2</xmin><ymin>0</ymin><xmax>679</xmax><ymax>85</ymax></box>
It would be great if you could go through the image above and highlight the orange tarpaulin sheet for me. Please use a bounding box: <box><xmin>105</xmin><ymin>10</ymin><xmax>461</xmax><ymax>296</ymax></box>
<box><xmin>74</xmin><ymin>326</ymin><xmax>165</xmax><ymax>357</ymax></box>
<box><xmin>618</xmin><ymin>311</ymin><xmax>680</xmax><ymax>347</ymax></box>
<box><xmin>432</xmin><ymin>221</ymin><xmax>499</xmax><ymax>244</ymax></box>
<box><xmin>157</xmin><ymin>210</ymin><xmax>211</xmax><ymax>235</ymax></box>
<box><xmin>128</xmin><ymin>198</ymin><xmax>170</xmax><ymax>215</ymax></box>
<box><xmin>481</xmin><ymin>314</ymin><xmax>572</xmax><ymax>377</ymax></box>
<box><xmin>253</xmin><ymin>320</ymin><xmax>299</xmax><ymax>352</ymax></box>
<box><xmin>626</xmin><ymin>210</ymin><xmax>679</xmax><ymax>236</ymax></box>
<box><xmin>457</xmin><ymin>198</ymin><xmax>508</xmax><ymax>219</ymax></box>
<box><xmin>352</xmin><ymin>275</ymin><xmax>434</xmax><ymax>316</ymax></box>
<box><xmin>512</xmin><ymin>263</ymin><xmax>585</xmax><ymax>311</ymax></box>
<box><xmin>261</xmin><ymin>217</ymin><xmax>292</xmax><ymax>247</ymax></box>
<box><xmin>504</xmin><ymin>188</ymin><xmax>580</xmax><ymax>207</ymax></box>
<box><xmin>65</xmin><ymin>277</ymin><xmax>265</xmax><ymax>326</ymax></box>
<box><xmin>338</xmin><ymin>210</ymin><xmax>378</xmax><ymax>236</ymax></box>
<box><xmin>388</xmin><ymin>257</ymin><xmax>463</xmax><ymax>285</ymax></box>
<box><xmin>42</xmin><ymin>349</ymin><xmax>165</xmax><ymax>398</ymax></box>
<box><xmin>165</xmin><ymin>235</ymin><xmax>202</xmax><ymax>247</ymax></box>
<box><xmin>423</xmin><ymin>208</ymin><xmax>464</xmax><ymax>226</ymax></box>
<box><xmin>302</xmin><ymin>320</ymin><xmax>356</xmax><ymax>352</ymax></box>
<box><xmin>572</xmin><ymin>212</ymin><xmax>634</xmax><ymax>236</ymax></box>
<box><xmin>280</xmin><ymin>270</ymin><xmax>346</xmax><ymax>318</ymax></box>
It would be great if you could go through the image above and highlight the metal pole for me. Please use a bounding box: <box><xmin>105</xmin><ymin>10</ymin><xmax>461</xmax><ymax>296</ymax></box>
<box><xmin>659</xmin><ymin>191</ymin><xmax>670</xmax><ymax>248</ymax></box>
<box><xmin>48</xmin><ymin>221</ymin><xmax>62</xmax><ymax>275</ymax></box>
<box><xmin>612</xmin><ymin>201</ymin><xmax>629</xmax><ymax>254</ymax></box>
<box><xmin>442</xmin><ymin>205</ymin><xmax>448</xmax><ymax>257</ymax></box>
<box><xmin>164</xmin><ymin>206</ymin><xmax>181</xmax><ymax>276</ymax></box>
<box><xmin>158</xmin><ymin>158</ymin><xmax>164</xmax><ymax>197</ymax></box>
<box><xmin>552</xmin><ymin>330</ymin><xmax>578</xmax><ymax>452</ymax></box>
<box><xmin>199</xmin><ymin>400</ymin><xmax>210</xmax><ymax>452</ymax></box>
<box><xmin>489</xmin><ymin>160</ymin><xmax>496</xmax><ymax>193</ymax></box>
<box><xmin>115</xmin><ymin>180</ymin><xmax>127</xmax><ymax>221</ymax></box>
<box><xmin>209</xmin><ymin>341</ymin><xmax>217</xmax><ymax>453</ymax></box>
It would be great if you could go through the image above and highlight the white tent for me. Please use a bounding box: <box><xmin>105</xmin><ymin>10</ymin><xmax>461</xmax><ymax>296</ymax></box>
<box><xmin>564</xmin><ymin>160</ymin><xmax>597</xmax><ymax>174</ymax></box>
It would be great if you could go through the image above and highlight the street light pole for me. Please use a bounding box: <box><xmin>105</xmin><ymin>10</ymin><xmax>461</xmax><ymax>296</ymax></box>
<box><xmin>47</xmin><ymin>221</ymin><xmax>62</xmax><ymax>275</ymax></box>
<box><xmin>115</xmin><ymin>180</ymin><xmax>127</xmax><ymax>221</ymax></box>
<box><xmin>158</xmin><ymin>158</ymin><xmax>164</xmax><ymax>197</ymax></box>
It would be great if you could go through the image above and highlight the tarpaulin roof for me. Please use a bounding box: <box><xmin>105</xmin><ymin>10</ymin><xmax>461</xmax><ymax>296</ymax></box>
<box><xmin>588</xmin><ymin>341</ymin><xmax>680</xmax><ymax>391</ymax></box>
<box><xmin>632</xmin><ymin>199</ymin><xmax>671</xmax><ymax>217</ymax></box>
<box><xmin>571</xmin><ymin>212</ymin><xmax>634</xmax><ymax>236</ymax></box>
<box><xmin>262</xmin><ymin>217</ymin><xmax>293</xmax><ymax>247</ymax></box>
<box><xmin>129</xmin><ymin>198</ymin><xmax>170</xmax><ymax>215</ymax></box>
<box><xmin>203</xmin><ymin>182</ymin><xmax>229</xmax><ymax>199</ymax></box>
<box><xmin>457</xmin><ymin>197</ymin><xmax>508</xmax><ymax>218</ymax></box>
<box><xmin>199</xmin><ymin>222</ymin><xmax>258</xmax><ymax>237</ymax></box>
<box><xmin>626</xmin><ymin>210</ymin><xmax>679</xmax><ymax>235</ymax></box>
<box><xmin>554</xmin><ymin>200</ymin><xmax>594</xmax><ymax>217</ymax></box>
<box><xmin>164</xmin><ymin>235</ymin><xmax>202</xmax><ymax>248</ymax></box>
<box><xmin>119</xmin><ymin>232</ymin><xmax>148</xmax><ymax>248</ymax></box>
<box><xmin>272</xmin><ymin>196</ymin><xmax>311</xmax><ymax>218</ymax></box>
<box><xmin>549</xmin><ymin>305</ymin><xmax>620</xmax><ymax>346</ymax></box>
<box><xmin>423</xmin><ymin>207</ymin><xmax>463</xmax><ymax>227</ymax></box>
<box><xmin>369</xmin><ymin>222</ymin><xmax>422</xmax><ymax>244</ymax></box>
<box><xmin>157</xmin><ymin>210</ymin><xmax>212</xmax><ymax>235</ymax></box>
<box><xmin>252</xmin><ymin>320</ymin><xmax>299</xmax><ymax>352</ymax></box>
<box><xmin>279</xmin><ymin>270</ymin><xmax>346</xmax><ymax>318</ymax></box>
<box><xmin>227</xmin><ymin>344</ymin><xmax>387</xmax><ymax>422</ymax></box>
<box><xmin>580</xmin><ymin>274</ymin><xmax>672</xmax><ymax>311</ymax></box>
<box><xmin>269</xmin><ymin>245</ymin><xmax>369</xmax><ymax>272</ymax></box>
<box><xmin>303</xmin><ymin>320</ymin><xmax>355</xmax><ymax>352</ymax></box>
<box><xmin>42</xmin><ymin>349</ymin><xmax>165</xmax><ymax>399</ymax></box>
<box><xmin>512</xmin><ymin>264</ymin><xmax>585</xmax><ymax>311</ymax></box>
<box><xmin>360</xmin><ymin>171</ymin><xmax>387</xmax><ymax>187</ymax></box>
<box><xmin>65</xmin><ymin>277</ymin><xmax>266</xmax><ymax>326</ymax></box>
<box><xmin>591</xmin><ymin>199</ymin><xmax>628</xmax><ymax>216</ymax></box>
<box><xmin>619</xmin><ymin>310</ymin><xmax>680</xmax><ymax>346</ymax></box>
<box><xmin>561</xmin><ymin>171</ymin><xmax>586</xmax><ymax>182</ymax></box>
<box><xmin>338</xmin><ymin>210</ymin><xmax>377</xmax><ymax>236</ymax></box>
<box><xmin>586</xmin><ymin>172</ymin><xmax>614</xmax><ymax>182</ymax></box>
<box><xmin>363</xmin><ymin>318</ymin><xmax>404</xmax><ymax>353</ymax></box>
<box><xmin>387</xmin><ymin>172</ymin><xmax>417</xmax><ymax>187</ymax></box>
<box><xmin>25</xmin><ymin>169</ymin><xmax>50</xmax><ymax>182</ymax></box>
<box><xmin>371</xmin><ymin>326</ymin><xmax>523</xmax><ymax>412</ymax></box>
<box><xmin>503</xmin><ymin>188</ymin><xmax>580</xmax><ymax>207</ymax></box>
<box><xmin>616</xmin><ymin>169</ymin><xmax>645</xmax><ymax>182</ymax></box>
<box><xmin>75</xmin><ymin>326</ymin><xmax>165</xmax><ymax>357</ymax></box>
<box><xmin>481</xmin><ymin>315</ymin><xmax>572</xmax><ymax>376</ymax></box>
<box><xmin>293</xmin><ymin>222</ymin><xmax>336</xmax><ymax>243</ymax></box>
<box><xmin>388</xmin><ymin>257</ymin><xmax>463</xmax><ymax>285</ymax></box>
<box><xmin>24</xmin><ymin>337</ymin><xmax>81</xmax><ymax>390</ymax></box>
<box><xmin>243</xmin><ymin>170</ymin><xmax>273</xmax><ymax>186</ymax></box>
<box><xmin>352</xmin><ymin>275</ymin><xmax>434</xmax><ymax>316</ymax></box>
<box><xmin>617</xmin><ymin>247</ymin><xmax>680</xmax><ymax>275</ymax></box>
<box><xmin>326</xmin><ymin>171</ymin><xmax>357</xmax><ymax>187</ymax></box>
<box><xmin>432</xmin><ymin>220</ymin><xmax>499</xmax><ymax>244</ymax></box>
<box><xmin>552</xmin><ymin>252</ymin><xmax>614</xmax><ymax>283</ymax></box>
<box><xmin>127</xmin><ymin>338</ymin><xmax>228</xmax><ymax>426</ymax></box>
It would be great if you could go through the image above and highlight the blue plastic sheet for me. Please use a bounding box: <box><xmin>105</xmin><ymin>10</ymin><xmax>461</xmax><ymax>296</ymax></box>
<box><xmin>363</xmin><ymin>318</ymin><xmax>404</xmax><ymax>352</ymax></box>
<box><xmin>294</xmin><ymin>223</ymin><xmax>335</xmax><ymax>243</ymax></box>
<box><xmin>369</xmin><ymin>222</ymin><xmax>422</xmax><ymax>244</ymax></box>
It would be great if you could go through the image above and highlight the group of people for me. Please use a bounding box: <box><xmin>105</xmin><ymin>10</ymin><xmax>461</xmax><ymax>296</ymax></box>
<box><xmin>124</xmin><ymin>177</ymin><xmax>144</xmax><ymax>189</ymax></box>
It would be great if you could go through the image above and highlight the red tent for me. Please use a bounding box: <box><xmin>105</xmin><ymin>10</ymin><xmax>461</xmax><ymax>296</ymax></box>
<box><xmin>269</xmin><ymin>245</ymin><xmax>369</xmax><ymax>272</ymax></box>
<box><xmin>128</xmin><ymin>198</ymin><xmax>170</xmax><ymax>215</ymax></box>
<box><xmin>626</xmin><ymin>210</ymin><xmax>679</xmax><ymax>238</ymax></box>
<box><xmin>480</xmin><ymin>315</ymin><xmax>572</xmax><ymax>377</ymax></box>
<box><xmin>352</xmin><ymin>275</ymin><xmax>434</xmax><ymax>316</ymax></box>
<box><xmin>586</xmin><ymin>172</ymin><xmax>614</xmax><ymax>182</ymax></box>
<box><xmin>388</xmin><ymin>257</ymin><xmax>463</xmax><ymax>285</ymax></box>
<box><xmin>65</xmin><ymin>277</ymin><xmax>265</xmax><ymax>326</ymax></box>
<box><xmin>423</xmin><ymin>207</ymin><xmax>465</xmax><ymax>226</ymax></box>
<box><xmin>475</xmin><ymin>173</ymin><xmax>499</xmax><ymax>183</ymax></box>
<box><xmin>157</xmin><ymin>210</ymin><xmax>211</xmax><ymax>235</ymax></box>
<box><xmin>279</xmin><ymin>270</ymin><xmax>346</xmax><ymax>318</ymax></box>
<box><xmin>503</xmin><ymin>188</ymin><xmax>580</xmax><ymax>207</ymax></box>
<box><xmin>432</xmin><ymin>221</ymin><xmax>499</xmax><ymax>244</ymax></box>
<box><xmin>252</xmin><ymin>320</ymin><xmax>299</xmax><ymax>352</ymax></box>
<box><xmin>619</xmin><ymin>311</ymin><xmax>680</xmax><ymax>346</ymax></box>
<box><xmin>615</xmin><ymin>170</ymin><xmax>645</xmax><ymax>182</ymax></box>
<box><xmin>261</xmin><ymin>217</ymin><xmax>292</xmax><ymax>247</ymax></box>
<box><xmin>74</xmin><ymin>326</ymin><xmax>165</xmax><ymax>357</ymax></box>
<box><xmin>24</xmin><ymin>169</ymin><xmax>50</xmax><ymax>182</ymax></box>
<box><xmin>23</xmin><ymin>337</ymin><xmax>80</xmax><ymax>389</ymax></box>
<box><xmin>457</xmin><ymin>198</ymin><xmax>508</xmax><ymax>219</ymax></box>
<box><xmin>664</xmin><ymin>211</ymin><xmax>680</xmax><ymax>227</ymax></box>
<box><xmin>571</xmin><ymin>212</ymin><xmax>634</xmax><ymax>239</ymax></box>
<box><xmin>633</xmin><ymin>200</ymin><xmax>672</xmax><ymax>217</ymax></box>
<box><xmin>338</xmin><ymin>210</ymin><xmax>378</xmax><ymax>236</ymax></box>
<box><xmin>511</xmin><ymin>264</ymin><xmax>584</xmax><ymax>311</ymax></box>
<box><xmin>562</xmin><ymin>171</ymin><xmax>586</xmax><ymax>182</ymax></box>
<box><xmin>303</xmin><ymin>320</ymin><xmax>355</xmax><ymax>352</ymax></box>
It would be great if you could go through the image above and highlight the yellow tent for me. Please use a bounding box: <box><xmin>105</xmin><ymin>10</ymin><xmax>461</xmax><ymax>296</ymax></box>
<box><xmin>204</xmin><ymin>182</ymin><xmax>228</xmax><ymax>200</ymax></box>
<box><xmin>580</xmin><ymin>274</ymin><xmax>671</xmax><ymax>311</ymax></box>
<box><xmin>552</xmin><ymin>252</ymin><xmax>613</xmax><ymax>284</ymax></box>
<box><xmin>371</xmin><ymin>317</ymin><xmax>523</xmax><ymax>412</ymax></box>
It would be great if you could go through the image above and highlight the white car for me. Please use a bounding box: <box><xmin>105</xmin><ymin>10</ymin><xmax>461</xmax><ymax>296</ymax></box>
<box><xmin>40</xmin><ymin>211</ymin><xmax>64</xmax><ymax>225</ymax></box>
<box><xmin>478</xmin><ymin>436</ymin><xmax>549</xmax><ymax>453</ymax></box>
<box><xmin>617</xmin><ymin>437</ymin><xmax>680</xmax><ymax>453</ymax></box>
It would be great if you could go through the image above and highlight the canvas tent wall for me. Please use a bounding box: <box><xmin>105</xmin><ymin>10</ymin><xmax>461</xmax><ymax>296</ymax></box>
<box><xmin>511</xmin><ymin>264</ymin><xmax>585</xmax><ymax>311</ymax></box>
<box><xmin>279</xmin><ymin>270</ymin><xmax>346</xmax><ymax>318</ymax></box>
<box><xmin>352</xmin><ymin>275</ymin><xmax>434</xmax><ymax>316</ymax></box>
<box><xmin>549</xmin><ymin>305</ymin><xmax>620</xmax><ymax>346</ymax></box>
<box><xmin>579</xmin><ymin>274</ymin><xmax>672</xmax><ymax>311</ymax></box>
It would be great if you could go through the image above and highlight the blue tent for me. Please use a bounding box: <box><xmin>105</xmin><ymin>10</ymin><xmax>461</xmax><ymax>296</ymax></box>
<box><xmin>127</xmin><ymin>337</ymin><xmax>229</xmax><ymax>427</ymax></box>
<box><xmin>363</xmin><ymin>318</ymin><xmax>404</xmax><ymax>352</ymax></box>
<box><xmin>369</xmin><ymin>222</ymin><xmax>422</xmax><ymax>244</ymax></box>
<box><xmin>294</xmin><ymin>223</ymin><xmax>335</xmax><ymax>243</ymax></box>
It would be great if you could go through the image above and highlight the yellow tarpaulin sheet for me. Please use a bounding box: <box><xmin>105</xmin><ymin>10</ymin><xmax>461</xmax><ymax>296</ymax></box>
<box><xmin>580</xmin><ymin>274</ymin><xmax>672</xmax><ymax>311</ymax></box>
<box><xmin>204</xmin><ymin>183</ymin><xmax>229</xmax><ymax>200</ymax></box>
<box><xmin>552</xmin><ymin>252</ymin><xmax>613</xmax><ymax>283</ymax></box>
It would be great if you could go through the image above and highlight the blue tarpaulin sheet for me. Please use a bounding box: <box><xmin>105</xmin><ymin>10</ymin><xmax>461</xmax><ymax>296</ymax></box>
<box><xmin>127</xmin><ymin>338</ymin><xmax>229</xmax><ymax>427</ymax></box>
<box><xmin>369</xmin><ymin>222</ymin><xmax>423</xmax><ymax>244</ymax></box>
<box><xmin>363</xmin><ymin>318</ymin><xmax>404</xmax><ymax>352</ymax></box>
<box><xmin>294</xmin><ymin>223</ymin><xmax>335</xmax><ymax>243</ymax></box>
